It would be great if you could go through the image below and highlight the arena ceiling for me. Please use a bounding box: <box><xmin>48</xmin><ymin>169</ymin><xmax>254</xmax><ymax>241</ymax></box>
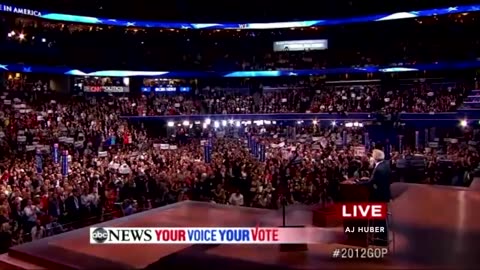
<box><xmin>4</xmin><ymin>0</ymin><xmax>480</xmax><ymax>22</ymax></box>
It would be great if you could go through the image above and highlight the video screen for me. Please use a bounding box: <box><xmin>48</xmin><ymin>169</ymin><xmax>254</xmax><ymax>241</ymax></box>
<box><xmin>142</xmin><ymin>78</ymin><xmax>191</xmax><ymax>93</ymax></box>
<box><xmin>273</xmin><ymin>39</ymin><xmax>328</xmax><ymax>52</ymax></box>
<box><xmin>75</xmin><ymin>77</ymin><xmax>130</xmax><ymax>93</ymax></box>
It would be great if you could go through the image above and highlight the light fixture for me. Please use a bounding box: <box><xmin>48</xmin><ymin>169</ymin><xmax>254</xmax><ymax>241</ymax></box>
<box><xmin>221</xmin><ymin>120</ymin><xmax>227</xmax><ymax>126</ymax></box>
<box><xmin>331</xmin><ymin>121</ymin><xmax>337</xmax><ymax>126</ymax></box>
<box><xmin>182</xmin><ymin>120</ymin><xmax>190</xmax><ymax>126</ymax></box>
<box><xmin>214</xmin><ymin>121</ymin><xmax>220</xmax><ymax>128</ymax></box>
<box><xmin>18</xmin><ymin>33</ymin><xmax>25</xmax><ymax>40</ymax></box>
<box><xmin>204</xmin><ymin>118</ymin><xmax>211</xmax><ymax>125</ymax></box>
<box><xmin>460</xmin><ymin>119</ymin><xmax>468</xmax><ymax>127</ymax></box>
<box><xmin>312</xmin><ymin>120</ymin><xmax>318</xmax><ymax>125</ymax></box>
<box><xmin>235</xmin><ymin>121</ymin><xmax>241</xmax><ymax>127</ymax></box>
<box><xmin>167</xmin><ymin>121</ymin><xmax>174</xmax><ymax>127</ymax></box>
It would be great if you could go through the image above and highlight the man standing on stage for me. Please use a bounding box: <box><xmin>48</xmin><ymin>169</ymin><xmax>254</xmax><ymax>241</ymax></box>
<box><xmin>358</xmin><ymin>149</ymin><xmax>391</xmax><ymax>246</ymax></box>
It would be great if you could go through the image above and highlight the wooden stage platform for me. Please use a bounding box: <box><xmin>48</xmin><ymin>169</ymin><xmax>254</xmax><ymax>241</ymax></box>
<box><xmin>2</xmin><ymin>182</ymin><xmax>480</xmax><ymax>269</ymax></box>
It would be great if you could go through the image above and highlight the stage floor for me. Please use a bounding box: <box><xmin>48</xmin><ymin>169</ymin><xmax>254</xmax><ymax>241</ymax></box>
<box><xmin>4</xmin><ymin>183</ymin><xmax>480</xmax><ymax>269</ymax></box>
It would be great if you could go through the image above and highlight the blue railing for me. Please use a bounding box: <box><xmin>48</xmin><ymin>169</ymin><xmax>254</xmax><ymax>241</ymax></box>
<box><xmin>122</xmin><ymin>113</ymin><xmax>374</xmax><ymax>122</ymax></box>
<box><xmin>121</xmin><ymin>111</ymin><xmax>480</xmax><ymax>122</ymax></box>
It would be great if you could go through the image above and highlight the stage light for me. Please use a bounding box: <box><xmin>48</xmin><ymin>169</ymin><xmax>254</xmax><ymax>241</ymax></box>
<box><xmin>331</xmin><ymin>121</ymin><xmax>337</xmax><ymax>126</ymax></box>
<box><xmin>182</xmin><ymin>121</ymin><xmax>190</xmax><ymax>126</ymax></box>
<box><xmin>235</xmin><ymin>121</ymin><xmax>241</xmax><ymax>127</ymax></box>
<box><xmin>18</xmin><ymin>33</ymin><xmax>25</xmax><ymax>40</ymax></box>
<box><xmin>221</xmin><ymin>120</ymin><xmax>227</xmax><ymax>126</ymax></box>
<box><xmin>205</xmin><ymin>118</ymin><xmax>211</xmax><ymax>125</ymax></box>
<box><xmin>214</xmin><ymin>121</ymin><xmax>220</xmax><ymax>128</ymax></box>
<box><xmin>460</xmin><ymin>119</ymin><xmax>468</xmax><ymax>127</ymax></box>
<box><xmin>42</xmin><ymin>38</ymin><xmax>46</xmax><ymax>43</ymax></box>
<box><xmin>167</xmin><ymin>121</ymin><xmax>174</xmax><ymax>127</ymax></box>
<box><xmin>228</xmin><ymin>119</ymin><xmax>234</xmax><ymax>124</ymax></box>
<box><xmin>312</xmin><ymin>120</ymin><xmax>318</xmax><ymax>125</ymax></box>
<box><xmin>202</xmin><ymin>123</ymin><xmax>208</xmax><ymax>129</ymax></box>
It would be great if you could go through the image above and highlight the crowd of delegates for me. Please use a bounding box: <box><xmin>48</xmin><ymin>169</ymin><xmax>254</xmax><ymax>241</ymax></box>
<box><xmin>0</xmin><ymin>81</ymin><xmax>477</xmax><ymax>252</ymax></box>
<box><xmin>310</xmin><ymin>84</ymin><xmax>463</xmax><ymax>113</ymax></box>
<box><xmin>118</xmin><ymin>82</ymin><xmax>468</xmax><ymax>115</ymax></box>
<box><xmin>1</xmin><ymin>13</ymin><xmax>480</xmax><ymax>69</ymax></box>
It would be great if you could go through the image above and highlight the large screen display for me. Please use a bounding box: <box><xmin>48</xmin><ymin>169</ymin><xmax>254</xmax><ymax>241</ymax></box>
<box><xmin>142</xmin><ymin>78</ymin><xmax>190</xmax><ymax>93</ymax></box>
<box><xmin>273</xmin><ymin>40</ymin><xmax>328</xmax><ymax>52</ymax></box>
<box><xmin>0</xmin><ymin>3</ymin><xmax>476</xmax><ymax>29</ymax></box>
<box><xmin>77</xmin><ymin>77</ymin><xmax>130</xmax><ymax>93</ymax></box>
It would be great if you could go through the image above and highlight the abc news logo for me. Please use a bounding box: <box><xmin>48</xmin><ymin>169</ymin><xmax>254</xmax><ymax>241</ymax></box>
<box><xmin>90</xmin><ymin>227</ymin><xmax>154</xmax><ymax>243</ymax></box>
<box><xmin>91</xmin><ymin>228</ymin><xmax>109</xmax><ymax>243</ymax></box>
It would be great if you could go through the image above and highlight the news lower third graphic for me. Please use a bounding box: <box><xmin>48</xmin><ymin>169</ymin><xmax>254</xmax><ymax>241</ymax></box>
<box><xmin>90</xmin><ymin>227</ymin><xmax>331</xmax><ymax>244</ymax></box>
<box><xmin>331</xmin><ymin>248</ymin><xmax>388</xmax><ymax>259</ymax></box>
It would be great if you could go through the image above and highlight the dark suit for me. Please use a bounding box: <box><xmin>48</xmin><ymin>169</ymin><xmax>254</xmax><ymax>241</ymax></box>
<box><xmin>361</xmin><ymin>160</ymin><xmax>391</xmax><ymax>244</ymax></box>
<box><xmin>48</xmin><ymin>198</ymin><xmax>64</xmax><ymax>218</ymax></box>
<box><xmin>368</xmin><ymin>160</ymin><xmax>391</xmax><ymax>203</ymax></box>
<box><xmin>65</xmin><ymin>195</ymin><xmax>82</xmax><ymax>224</ymax></box>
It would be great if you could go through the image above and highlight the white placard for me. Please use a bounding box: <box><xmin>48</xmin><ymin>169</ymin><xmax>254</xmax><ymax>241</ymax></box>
<box><xmin>160</xmin><ymin>144</ymin><xmax>170</xmax><ymax>150</ymax></box>
<box><xmin>74</xmin><ymin>141</ymin><xmax>84</xmax><ymax>148</ymax></box>
<box><xmin>354</xmin><ymin>146</ymin><xmax>365</xmax><ymax>157</ymax></box>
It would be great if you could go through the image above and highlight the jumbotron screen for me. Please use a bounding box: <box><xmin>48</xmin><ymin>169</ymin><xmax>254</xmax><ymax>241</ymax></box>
<box><xmin>75</xmin><ymin>77</ymin><xmax>130</xmax><ymax>93</ymax></box>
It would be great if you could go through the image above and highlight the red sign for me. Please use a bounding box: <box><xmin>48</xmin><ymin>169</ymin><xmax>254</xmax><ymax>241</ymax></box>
<box><xmin>88</xmin><ymin>86</ymin><xmax>103</xmax><ymax>92</ymax></box>
<box><xmin>341</xmin><ymin>203</ymin><xmax>387</xmax><ymax>219</ymax></box>
<box><xmin>84</xmin><ymin>86</ymin><xmax>128</xmax><ymax>93</ymax></box>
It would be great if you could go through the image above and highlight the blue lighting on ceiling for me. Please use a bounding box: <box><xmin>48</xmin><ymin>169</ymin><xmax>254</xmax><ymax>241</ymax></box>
<box><xmin>0</xmin><ymin>60</ymin><xmax>474</xmax><ymax>78</ymax></box>
<box><xmin>224</xmin><ymin>71</ymin><xmax>282</xmax><ymax>77</ymax></box>
<box><xmin>0</xmin><ymin>3</ymin><xmax>478</xmax><ymax>29</ymax></box>
<box><xmin>64</xmin><ymin>70</ymin><xmax>169</xmax><ymax>77</ymax></box>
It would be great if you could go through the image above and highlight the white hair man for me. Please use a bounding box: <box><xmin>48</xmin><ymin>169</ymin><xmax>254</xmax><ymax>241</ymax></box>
<box><xmin>372</xmin><ymin>149</ymin><xmax>385</xmax><ymax>164</ymax></box>
<box><xmin>357</xmin><ymin>149</ymin><xmax>391</xmax><ymax>246</ymax></box>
